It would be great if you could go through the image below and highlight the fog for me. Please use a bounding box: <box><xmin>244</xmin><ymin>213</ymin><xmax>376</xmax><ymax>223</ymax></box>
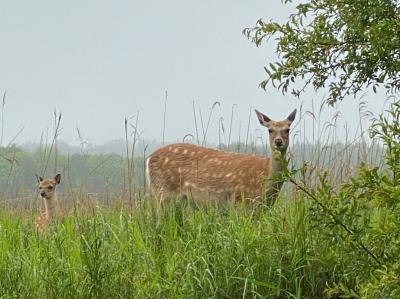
<box><xmin>0</xmin><ymin>1</ymin><xmax>386</xmax><ymax>147</ymax></box>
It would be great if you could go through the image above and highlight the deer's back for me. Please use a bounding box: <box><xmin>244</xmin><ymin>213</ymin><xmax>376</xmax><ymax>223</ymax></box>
<box><xmin>147</xmin><ymin>143</ymin><xmax>270</xmax><ymax>200</ymax></box>
<box><xmin>36</xmin><ymin>212</ymin><xmax>48</xmax><ymax>232</ymax></box>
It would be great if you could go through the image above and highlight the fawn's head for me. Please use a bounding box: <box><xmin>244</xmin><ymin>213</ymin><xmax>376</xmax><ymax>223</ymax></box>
<box><xmin>35</xmin><ymin>174</ymin><xmax>61</xmax><ymax>200</ymax></box>
<box><xmin>255</xmin><ymin>109</ymin><xmax>297</xmax><ymax>153</ymax></box>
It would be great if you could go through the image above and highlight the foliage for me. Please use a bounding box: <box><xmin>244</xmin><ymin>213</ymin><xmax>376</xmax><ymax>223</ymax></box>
<box><xmin>0</xmin><ymin>197</ymin><xmax>352</xmax><ymax>299</ymax></box>
<box><xmin>244</xmin><ymin>0</ymin><xmax>400</xmax><ymax>104</ymax></box>
<box><xmin>288</xmin><ymin>101</ymin><xmax>400</xmax><ymax>297</ymax></box>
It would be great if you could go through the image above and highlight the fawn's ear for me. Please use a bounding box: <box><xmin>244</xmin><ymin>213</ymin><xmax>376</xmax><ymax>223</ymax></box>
<box><xmin>35</xmin><ymin>174</ymin><xmax>43</xmax><ymax>183</ymax></box>
<box><xmin>255</xmin><ymin>109</ymin><xmax>272</xmax><ymax>127</ymax></box>
<box><xmin>54</xmin><ymin>174</ymin><xmax>61</xmax><ymax>185</ymax></box>
<box><xmin>286</xmin><ymin>109</ymin><xmax>297</xmax><ymax>124</ymax></box>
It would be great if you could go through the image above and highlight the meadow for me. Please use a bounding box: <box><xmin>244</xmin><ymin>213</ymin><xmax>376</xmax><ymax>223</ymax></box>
<box><xmin>0</xmin><ymin>101</ymin><xmax>399</xmax><ymax>298</ymax></box>
<box><xmin>0</xmin><ymin>197</ymin><xmax>346</xmax><ymax>298</ymax></box>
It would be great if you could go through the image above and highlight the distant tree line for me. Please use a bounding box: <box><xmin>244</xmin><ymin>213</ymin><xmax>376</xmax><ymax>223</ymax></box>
<box><xmin>0</xmin><ymin>140</ymin><xmax>383</xmax><ymax>200</ymax></box>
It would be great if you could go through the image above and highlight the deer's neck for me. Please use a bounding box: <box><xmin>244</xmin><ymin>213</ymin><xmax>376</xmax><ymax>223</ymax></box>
<box><xmin>265</xmin><ymin>150</ymin><xmax>287</xmax><ymax>204</ymax></box>
<box><xmin>270</xmin><ymin>150</ymin><xmax>286</xmax><ymax>174</ymax></box>
<box><xmin>44</xmin><ymin>192</ymin><xmax>57</xmax><ymax>220</ymax></box>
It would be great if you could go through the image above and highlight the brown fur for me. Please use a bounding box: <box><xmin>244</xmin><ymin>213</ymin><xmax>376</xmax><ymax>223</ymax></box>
<box><xmin>147</xmin><ymin>109</ymin><xmax>296</xmax><ymax>204</ymax></box>
<box><xmin>35</xmin><ymin>174</ymin><xmax>61</xmax><ymax>232</ymax></box>
<box><xmin>148</xmin><ymin>143</ymin><xmax>270</xmax><ymax>201</ymax></box>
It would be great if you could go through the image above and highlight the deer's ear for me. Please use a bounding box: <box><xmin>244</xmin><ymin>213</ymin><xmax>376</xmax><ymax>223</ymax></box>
<box><xmin>54</xmin><ymin>174</ymin><xmax>61</xmax><ymax>185</ymax></box>
<box><xmin>255</xmin><ymin>109</ymin><xmax>272</xmax><ymax>127</ymax></box>
<box><xmin>35</xmin><ymin>174</ymin><xmax>43</xmax><ymax>183</ymax></box>
<box><xmin>286</xmin><ymin>109</ymin><xmax>297</xmax><ymax>124</ymax></box>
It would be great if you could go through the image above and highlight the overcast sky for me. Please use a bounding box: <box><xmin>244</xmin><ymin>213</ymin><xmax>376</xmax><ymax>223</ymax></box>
<box><xmin>0</xmin><ymin>1</ymin><xmax>387</xmax><ymax>146</ymax></box>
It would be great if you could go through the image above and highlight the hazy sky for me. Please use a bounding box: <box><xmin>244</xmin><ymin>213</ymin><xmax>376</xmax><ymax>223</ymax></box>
<box><xmin>0</xmin><ymin>1</ymin><xmax>386</xmax><ymax>146</ymax></box>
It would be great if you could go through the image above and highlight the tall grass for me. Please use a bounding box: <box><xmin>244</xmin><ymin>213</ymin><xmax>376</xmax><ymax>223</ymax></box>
<box><xmin>0</xmin><ymin>97</ymin><xmax>398</xmax><ymax>298</ymax></box>
<box><xmin>0</xmin><ymin>198</ymin><xmax>343</xmax><ymax>298</ymax></box>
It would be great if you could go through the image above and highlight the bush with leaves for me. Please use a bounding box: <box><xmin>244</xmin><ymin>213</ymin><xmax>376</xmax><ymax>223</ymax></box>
<box><xmin>244</xmin><ymin>0</ymin><xmax>400</xmax><ymax>104</ymax></box>
<box><xmin>289</xmin><ymin>101</ymin><xmax>400</xmax><ymax>297</ymax></box>
<box><xmin>245</xmin><ymin>0</ymin><xmax>400</xmax><ymax>295</ymax></box>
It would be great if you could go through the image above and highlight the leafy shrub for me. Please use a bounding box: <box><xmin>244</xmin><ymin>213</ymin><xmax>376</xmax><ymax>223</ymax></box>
<box><xmin>290</xmin><ymin>101</ymin><xmax>400</xmax><ymax>297</ymax></box>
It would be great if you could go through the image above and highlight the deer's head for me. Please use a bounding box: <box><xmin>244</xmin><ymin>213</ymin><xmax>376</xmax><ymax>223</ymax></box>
<box><xmin>255</xmin><ymin>109</ymin><xmax>297</xmax><ymax>153</ymax></box>
<box><xmin>35</xmin><ymin>174</ymin><xmax>61</xmax><ymax>200</ymax></box>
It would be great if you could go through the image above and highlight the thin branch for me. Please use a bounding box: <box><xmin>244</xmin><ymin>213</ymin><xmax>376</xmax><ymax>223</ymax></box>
<box><xmin>289</xmin><ymin>177</ymin><xmax>382</xmax><ymax>266</ymax></box>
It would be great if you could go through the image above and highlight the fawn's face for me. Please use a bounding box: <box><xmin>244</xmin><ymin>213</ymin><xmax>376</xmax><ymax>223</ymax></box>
<box><xmin>255</xmin><ymin>109</ymin><xmax>297</xmax><ymax>153</ymax></box>
<box><xmin>36</xmin><ymin>174</ymin><xmax>61</xmax><ymax>200</ymax></box>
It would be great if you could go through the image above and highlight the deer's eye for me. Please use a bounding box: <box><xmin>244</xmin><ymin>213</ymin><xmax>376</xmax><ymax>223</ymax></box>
<box><xmin>48</xmin><ymin>186</ymin><xmax>53</xmax><ymax>190</ymax></box>
<box><xmin>285</xmin><ymin>129</ymin><xmax>290</xmax><ymax>133</ymax></box>
<box><xmin>268</xmin><ymin>129</ymin><xmax>273</xmax><ymax>133</ymax></box>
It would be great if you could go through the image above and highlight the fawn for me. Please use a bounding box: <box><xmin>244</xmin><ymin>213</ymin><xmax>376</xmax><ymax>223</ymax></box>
<box><xmin>146</xmin><ymin>109</ymin><xmax>296</xmax><ymax>204</ymax></box>
<box><xmin>35</xmin><ymin>174</ymin><xmax>61</xmax><ymax>232</ymax></box>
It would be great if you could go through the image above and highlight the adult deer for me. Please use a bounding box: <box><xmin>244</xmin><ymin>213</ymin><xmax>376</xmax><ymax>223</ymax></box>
<box><xmin>146</xmin><ymin>109</ymin><xmax>296</xmax><ymax>204</ymax></box>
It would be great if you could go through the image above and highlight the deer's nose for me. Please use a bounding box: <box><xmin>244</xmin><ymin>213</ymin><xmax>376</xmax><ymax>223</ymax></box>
<box><xmin>40</xmin><ymin>191</ymin><xmax>46</xmax><ymax>197</ymax></box>
<box><xmin>275</xmin><ymin>138</ymin><xmax>283</xmax><ymax>147</ymax></box>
